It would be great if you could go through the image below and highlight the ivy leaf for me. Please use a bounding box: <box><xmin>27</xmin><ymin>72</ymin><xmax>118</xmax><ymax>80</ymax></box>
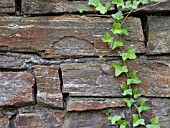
<box><xmin>99</xmin><ymin>54</ymin><xmax>105</xmax><ymax>59</ymax></box>
<box><xmin>88</xmin><ymin>0</ymin><xmax>101</xmax><ymax>7</ymax></box>
<box><xmin>146</xmin><ymin>118</ymin><xmax>161</xmax><ymax>128</ymax></box>
<box><xmin>133</xmin><ymin>88</ymin><xmax>141</xmax><ymax>99</ymax></box>
<box><xmin>112</xmin><ymin>11</ymin><xmax>124</xmax><ymax>20</ymax></box>
<box><xmin>96</xmin><ymin>2</ymin><xmax>111</xmax><ymax>14</ymax></box>
<box><xmin>77</xmin><ymin>7</ymin><xmax>85</xmax><ymax>13</ymax></box>
<box><xmin>146</xmin><ymin>124</ymin><xmax>160</xmax><ymax>128</ymax></box>
<box><xmin>121</xmin><ymin>85</ymin><xmax>129</xmax><ymax>90</ymax></box>
<box><xmin>118</xmin><ymin>119</ymin><xmax>129</xmax><ymax>128</ymax></box>
<box><xmin>138</xmin><ymin>100</ymin><xmax>150</xmax><ymax>113</ymax></box>
<box><xmin>122</xmin><ymin>26</ymin><xmax>129</xmax><ymax>36</ymax></box>
<box><xmin>124</xmin><ymin>0</ymin><xmax>132</xmax><ymax>8</ymax></box>
<box><xmin>102</xmin><ymin>109</ymin><xmax>110</xmax><ymax>116</ymax></box>
<box><xmin>150</xmin><ymin>118</ymin><xmax>159</xmax><ymax>125</ymax></box>
<box><xmin>111</xmin><ymin>40</ymin><xmax>124</xmax><ymax>50</ymax></box>
<box><xmin>127</xmin><ymin>72</ymin><xmax>141</xmax><ymax>85</ymax></box>
<box><xmin>102</xmin><ymin>32</ymin><xmax>114</xmax><ymax>43</ymax></box>
<box><xmin>112</xmin><ymin>0</ymin><xmax>124</xmax><ymax>7</ymax></box>
<box><xmin>151</xmin><ymin>0</ymin><xmax>160</xmax><ymax>2</ymax></box>
<box><xmin>108</xmin><ymin>115</ymin><xmax>120</xmax><ymax>124</ymax></box>
<box><xmin>120</xmin><ymin>46</ymin><xmax>136</xmax><ymax>61</ymax></box>
<box><xmin>124</xmin><ymin>98</ymin><xmax>135</xmax><ymax>107</ymax></box>
<box><xmin>140</xmin><ymin>0</ymin><xmax>149</xmax><ymax>4</ymax></box>
<box><xmin>113</xmin><ymin>62</ymin><xmax>128</xmax><ymax>76</ymax></box>
<box><xmin>112</xmin><ymin>23</ymin><xmax>122</xmax><ymax>35</ymax></box>
<box><xmin>131</xmin><ymin>0</ymin><xmax>140</xmax><ymax>9</ymax></box>
<box><xmin>133</xmin><ymin>114</ymin><xmax>145</xmax><ymax>127</ymax></box>
<box><xmin>122</xmin><ymin>89</ymin><xmax>132</xmax><ymax>96</ymax></box>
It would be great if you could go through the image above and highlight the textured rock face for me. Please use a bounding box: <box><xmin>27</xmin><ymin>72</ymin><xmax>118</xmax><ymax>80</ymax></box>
<box><xmin>147</xmin><ymin>16</ymin><xmax>170</xmax><ymax>55</ymax></box>
<box><xmin>0</xmin><ymin>16</ymin><xmax>144</xmax><ymax>58</ymax></box>
<box><xmin>61</xmin><ymin>59</ymin><xmax>170</xmax><ymax>97</ymax></box>
<box><xmin>14</xmin><ymin>112</ymin><xmax>66</xmax><ymax>128</ymax></box>
<box><xmin>34</xmin><ymin>66</ymin><xmax>63</xmax><ymax>108</ymax></box>
<box><xmin>0</xmin><ymin>72</ymin><xmax>35</xmax><ymax>106</ymax></box>
<box><xmin>0</xmin><ymin>0</ymin><xmax>15</xmax><ymax>14</ymax></box>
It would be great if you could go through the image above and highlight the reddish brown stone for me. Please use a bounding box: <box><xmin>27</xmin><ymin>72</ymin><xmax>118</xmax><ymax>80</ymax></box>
<box><xmin>22</xmin><ymin>0</ymin><xmax>114</xmax><ymax>15</ymax></box>
<box><xmin>61</xmin><ymin>59</ymin><xmax>170</xmax><ymax>97</ymax></box>
<box><xmin>14</xmin><ymin>112</ymin><xmax>66</xmax><ymax>128</ymax></box>
<box><xmin>34</xmin><ymin>66</ymin><xmax>63</xmax><ymax>108</ymax></box>
<box><xmin>0</xmin><ymin>16</ymin><xmax>144</xmax><ymax>58</ymax></box>
<box><xmin>0</xmin><ymin>72</ymin><xmax>35</xmax><ymax>106</ymax></box>
<box><xmin>146</xmin><ymin>16</ymin><xmax>170</xmax><ymax>55</ymax></box>
<box><xmin>67</xmin><ymin>97</ymin><xmax>125</xmax><ymax>111</ymax></box>
<box><xmin>0</xmin><ymin>0</ymin><xmax>15</xmax><ymax>14</ymax></box>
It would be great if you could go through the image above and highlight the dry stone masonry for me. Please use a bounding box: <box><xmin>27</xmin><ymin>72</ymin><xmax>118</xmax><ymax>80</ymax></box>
<box><xmin>0</xmin><ymin>0</ymin><xmax>170</xmax><ymax>128</ymax></box>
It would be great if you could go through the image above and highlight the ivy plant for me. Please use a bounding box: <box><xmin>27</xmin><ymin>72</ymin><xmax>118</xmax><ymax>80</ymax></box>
<box><xmin>85</xmin><ymin>0</ymin><xmax>166</xmax><ymax>127</ymax></box>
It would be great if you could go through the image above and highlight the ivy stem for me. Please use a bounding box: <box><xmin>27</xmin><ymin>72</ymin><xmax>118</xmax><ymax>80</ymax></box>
<box><xmin>121</xmin><ymin>9</ymin><xmax>133</xmax><ymax>26</ymax></box>
<box><xmin>134</xmin><ymin>103</ymin><xmax>142</xmax><ymax>119</ymax></box>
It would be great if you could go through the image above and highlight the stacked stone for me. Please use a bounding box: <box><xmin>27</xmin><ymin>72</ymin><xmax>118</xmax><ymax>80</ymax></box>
<box><xmin>0</xmin><ymin>0</ymin><xmax>170</xmax><ymax>127</ymax></box>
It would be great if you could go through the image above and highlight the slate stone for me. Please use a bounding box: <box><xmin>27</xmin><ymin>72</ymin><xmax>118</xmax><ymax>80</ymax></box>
<box><xmin>147</xmin><ymin>16</ymin><xmax>170</xmax><ymax>55</ymax></box>
<box><xmin>34</xmin><ymin>66</ymin><xmax>63</xmax><ymax>108</ymax></box>
<box><xmin>0</xmin><ymin>16</ymin><xmax>144</xmax><ymax>58</ymax></box>
<box><xmin>0</xmin><ymin>0</ymin><xmax>15</xmax><ymax>14</ymax></box>
<box><xmin>22</xmin><ymin>0</ymin><xmax>114</xmax><ymax>15</ymax></box>
<box><xmin>67</xmin><ymin>97</ymin><xmax>125</xmax><ymax>111</ymax></box>
<box><xmin>0</xmin><ymin>72</ymin><xmax>35</xmax><ymax>106</ymax></box>
<box><xmin>61</xmin><ymin>59</ymin><xmax>170</xmax><ymax>97</ymax></box>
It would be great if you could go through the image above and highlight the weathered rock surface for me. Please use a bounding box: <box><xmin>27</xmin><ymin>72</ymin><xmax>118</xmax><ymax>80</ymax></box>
<box><xmin>0</xmin><ymin>0</ymin><xmax>15</xmax><ymax>14</ymax></box>
<box><xmin>0</xmin><ymin>16</ymin><xmax>144</xmax><ymax>58</ymax></box>
<box><xmin>22</xmin><ymin>0</ymin><xmax>114</xmax><ymax>15</ymax></box>
<box><xmin>34</xmin><ymin>66</ymin><xmax>63</xmax><ymax>108</ymax></box>
<box><xmin>133</xmin><ymin>98</ymin><xmax>170</xmax><ymax>127</ymax></box>
<box><xmin>0</xmin><ymin>72</ymin><xmax>35</xmax><ymax>106</ymax></box>
<box><xmin>67</xmin><ymin>97</ymin><xmax>125</xmax><ymax>111</ymax></box>
<box><xmin>61</xmin><ymin>59</ymin><xmax>170</xmax><ymax>97</ymax></box>
<box><xmin>147</xmin><ymin>16</ymin><xmax>170</xmax><ymax>55</ymax></box>
<box><xmin>14</xmin><ymin>112</ymin><xmax>66</xmax><ymax>128</ymax></box>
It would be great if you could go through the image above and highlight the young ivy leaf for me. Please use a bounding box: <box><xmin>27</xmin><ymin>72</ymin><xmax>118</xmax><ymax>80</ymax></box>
<box><xmin>127</xmin><ymin>72</ymin><xmax>141</xmax><ymax>85</ymax></box>
<box><xmin>139</xmin><ymin>0</ymin><xmax>149</xmax><ymax>4</ymax></box>
<box><xmin>113</xmin><ymin>62</ymin><xmax>128</xmax><ymax>77</ymax></box>
<box><xmin>120</xmin><ymin>46</ymin><xmax>136</xmax><ymax>61</ymax></box>
<box><xmin>122</xmin><ymin>26</ymin><xmax>129</xmax><ymax>36</ymax></box>
<box><xmin>108</xmin><ymin>115</ymin><xmax>120</xmax><ymax>124</ymax></box>
<box><xmin>133</xmin><ymin>88</ymin><xmax>141</xmax><ymax>99</ymax></box>
<box><xmin>131</xmin><ymin>0</ymin><xmax>141</xmax><ymax>9</ymax></box>
<box><xmin>77</xmin><ymin>7</ymin><xmax>85</xmax><ymax>13</ymax></box>
<box><xmin>124</xmin><ymin>98</ymin><xmax>135</xmax><ymax>107</ymax></box>
<box><xmin>99</xmin><ymin>54</ymin><xmax>105</xmax><ymax>59</ymax></box>
<box><xmin>138</xmin><ymin>100</ymin><xmax>150</xmax><ymax>113</ymax></box>
<box><xmin>117</xmin><ymin>119</ymin><xmax>129</xmax><ymax>128</ymax></box>
<box><xmin>102</xmin><ymin>32</ymin><xmax>114</xmax><ymax>43</ymax></box>
<box><xmin>96</xmin><ymin>2</ymin><xmax>111</xmax><ymax>14</ymax></box>
<box><xmin>121</xmin><ymin>84</ymin><xmax>132</xmax><ymax>96</ymax></box>
<box><xmin>112</xmin><ymin>0</ymin><xmax>124</xmax><ymax>7</ymax></box>
<box><xmin>112</xmin><ymin>11</ymin><xmax>124</xmax><ymax>21</ymax></box>
<box><xmin>88</xmin><ymin>0</ymin><xmax>101</xmax><ymax>7</ymax></box>
<box><xmin>146</xmin><ymin>117</ymin><xmax>161</xmax><ymax>128</ymax></box>
<box><xmin>121</xmin><ymin>85</ymin><xmax>129</xmax><ymax>90</ymax></box>
<box><xmin>112</xmin><ymin>23</ymin><xmax>122</xmax><ymax>35</ymax></box>
<box><xmin>111</xmin><ymin>40</ymin><xmax>124</xmax><ymax>50</ymax></box>
<box><xmin>133</xmin><ymin>114</ymin><xmax>145</xmax><ymax>127</ymax></box>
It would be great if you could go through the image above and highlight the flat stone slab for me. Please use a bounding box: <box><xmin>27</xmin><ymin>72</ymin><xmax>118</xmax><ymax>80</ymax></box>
<box><xmin>146</xmin><ymin>16</ymin><xmax>170</xmax><ymax>55</ymax></box>
<box><xmin>34</xmin><ymin>66</ymin><xmax>63</xmax><ymax>108</ymax></box>
<box><xmin>22</xmin><ymin>0</ymin><xmax>114</xmax><ymax>15</ymax></box>
<box><xmin>61</xmin><ymin>59</ymin><xmax>170</xmax><ymax>97</ymax></box>
<box><xmin>0</xmin><ymin>72</ymin><xmax>35</xmax><ymax>107</ymax></box>
<box><xmin>0</xmin><ymin>16</ymin><xmax>144</xmax><ymax>58</ymax></box>
<box><xmin>0</xmin><ymin>0</ymin><xmax>15</xmax><ymax>14</ymax></box>
<box><xmin>67</xmin><ymin>97</ymin><xmax>125</xmax><ymax>111</ymax></box>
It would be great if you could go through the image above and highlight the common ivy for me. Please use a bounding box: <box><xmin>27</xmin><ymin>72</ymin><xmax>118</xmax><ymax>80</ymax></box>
<box><xmin>87</xmin><ymin>0</ymin><xmax>166</xmax><ymax>127</ymax></box>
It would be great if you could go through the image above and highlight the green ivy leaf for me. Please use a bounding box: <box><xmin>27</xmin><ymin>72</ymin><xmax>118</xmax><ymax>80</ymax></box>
<box><xmin>127</xmin><ymin>72</ymin><xmax>141</xmax><ymax>85</ymax></box>
<box><xmin>68</xmin><ymin>10</ymin><xmax>73</xmax><ymax>14</ymax></box>
<box><xmin>88</xmin><ymin>0</ymin><xmax>101</xmax><ymax>7</ymax></box>
<box><xmin>138</xmin><ymin>100</ymin><xmax>150</xmax><ymax>113</ymax></box>
<box><xmin>140</xmin><ymin>0</ymin><xmax>149</xmax><ymax>4</ymax></box>
<box><xmin>124</xmin><ymin>1</ymin><xmax>132</xmax><ymax>8</ymax></box>
<box><xmin>124</xmin><ymin>98</ymin><xmax>135</xmax><ymax>107</ymax></box>
<box><xmin>122</xmin><ymin>89</ymin><xmax>132</xmax><ymax>96</ymax></box>
<box><xmin>117</xmin><ymin>119</ymin><xmax>129</xmax><ymax>128</ymax></box>
<box><xmin>131</xmin><ymin>0</ymin><xmax>140</xmax><ymax>9</ymax></box>
<box><xmin>112</xmin><ymin>23</ymin><xmax>122</xmax><ymax>35</ymax></box>
<box><xmin>111</xmin><ymin>40</ymin><xmax>124</xmax><ymax>50</ymax></box>
<box><xmin>133</xmin><ymin>114</ymin><xmax>145</xmax><ymax>127</ymax></box>
<box><xmin>102</xmin><ymin>109</ymin><xmax>110</xmax><ymax>116</ymax></box>
<box><xmin>150</xmin><ymin>118</ymin><xmax>159</xmax><ymax>124</ymax></box>
<box><xmin>77</xmin><ymin>7</ymin><xmax>85</xmax><ymax>13</ymax></box>
<box><xmin>102</xmin><ymin>32</ymin><xmax>114</xmax><ymax>43</ymax></box>
<box><xmin>133</xmin><ymin>88</ymin><xmax>141</xmax><ymax>99</ymax></box>
<box><xmin>151</xmin><ymin>0</ymin><xmax>160</xmax><ymax>2</ymax></box>
<box><xmin>112</xmin><ymin>11</ymin><xmax>124</xmax><ymax>20</ymax></box>
<box><xmin>113</xmin><ymin>62</ymin><xmax>128</xmax><ymax>76</ymax></box>
<box><xmin>146</xmin><ymin>124</ymin><xmax>160</xmax><ymax>128</ymax></box>
<box><xmin>121</xmin><ymin>85</ymin><xmax>129</xmax><ymax>90</ymax></box>
<box><xmin>99</xmin><ymin>54</ymin><xmax>105</xmax><ymax>59</ymax></box>
<box><xmin>122</xmin><ymin>26</ymin><xmax>129</xmax><ymax>36</ymax></box>
<box><xmin>96</xmin><ymin>2</ymin><xmax>111</xmax><ymax>14</ymax></box>
<box><xmin>108</xmin><ymin>115</ymin><xmax>120</xmax><ymax>124</ymax></box>
<box><xmin>112</xmin><ymin>0</ymin><xmax>124</xmax><ymax>7</ymax></box>
<box><xmin>120</xmin><ymin>46</ymin><xmax>136</xmax><ymax>61</ymax></box>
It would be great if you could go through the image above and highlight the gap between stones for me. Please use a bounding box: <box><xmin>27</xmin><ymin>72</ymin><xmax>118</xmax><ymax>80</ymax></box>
<box><xmin>15</xmin><ymin>0</ymin><xmax>21</xmax><ymax>16</ymax></box>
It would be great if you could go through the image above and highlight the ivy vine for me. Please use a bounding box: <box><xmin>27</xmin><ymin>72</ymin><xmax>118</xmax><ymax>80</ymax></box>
<box><xmin>77</xmin><ymin>0</ymin><xmax>167</xmax><ymax>128</ymax></box>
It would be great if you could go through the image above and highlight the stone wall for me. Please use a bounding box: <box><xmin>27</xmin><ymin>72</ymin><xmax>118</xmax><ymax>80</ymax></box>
<box><xmin>0</xmin><ymin>0</ymin><xmax>170</xmax><ymax>128</ymax></box>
